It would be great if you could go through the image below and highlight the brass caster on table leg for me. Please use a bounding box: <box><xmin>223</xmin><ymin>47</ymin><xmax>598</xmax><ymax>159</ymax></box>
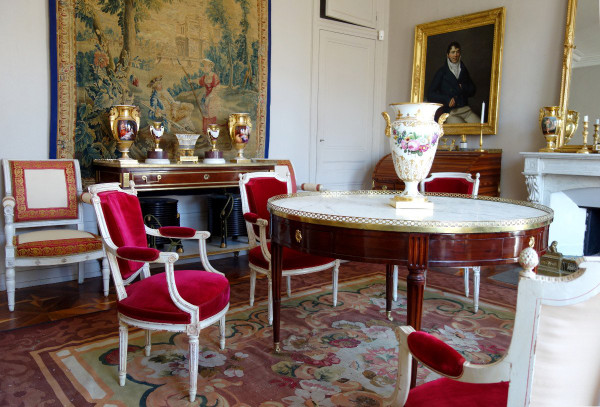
<box><xmin>274</xmin><ymin>342</ymin><xmax>281</xmax><ymax>353</ymax></box>
<box><xmin>387</xmin><ymin>311</ymin><xmax>393</xmax><ymax>321</ymax></box>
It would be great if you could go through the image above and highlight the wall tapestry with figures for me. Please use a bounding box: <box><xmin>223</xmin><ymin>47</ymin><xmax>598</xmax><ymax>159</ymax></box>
<box><xmin>50</xmin><ymin>0</ymin><xmax>270</xmax><ymax>179</ymax></box>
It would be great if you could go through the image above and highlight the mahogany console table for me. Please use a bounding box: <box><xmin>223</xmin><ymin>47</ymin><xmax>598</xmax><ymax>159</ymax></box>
<box><xmin>372</xmin><ymin>150</ymin><xmax>502</xmax><ymax>197</ymax></box>
<box><xmin>268</xmin><ymin>191</ymin><xmax>552</xmax><ymax>359</ymax></box>
<box><xmin>93</xmin><ymin>159</ymin><xmax>290</xmax><ymax>192</ymax></box>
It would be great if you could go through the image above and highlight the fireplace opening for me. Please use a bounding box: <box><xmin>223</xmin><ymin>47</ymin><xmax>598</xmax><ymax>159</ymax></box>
<box><xmin>583</xmin><ymin>207</ymin><xmax>600</xmax><ymax>256</ymax></box>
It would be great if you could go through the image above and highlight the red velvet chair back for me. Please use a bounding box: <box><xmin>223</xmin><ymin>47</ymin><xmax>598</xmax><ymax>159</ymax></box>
<box><xmin>98</xmin><ymin>191</ymin><xmax>148</xmax><ymax>279</ymax></box>
<box><xmin>244</xmin><ymin>177</ymin><xmax>289</xmax><ymax>239</ymax></box>
<box><xmin>422</xmin><ymin>177</ymin><xmax>475</xmax><ymax>195</ymax></box>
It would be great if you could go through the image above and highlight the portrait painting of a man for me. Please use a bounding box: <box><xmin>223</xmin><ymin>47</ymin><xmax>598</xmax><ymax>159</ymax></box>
<box><xmin>411</xmin><ymin>8</ymin><xmax>505</xmax><ymax>135</ymax></box>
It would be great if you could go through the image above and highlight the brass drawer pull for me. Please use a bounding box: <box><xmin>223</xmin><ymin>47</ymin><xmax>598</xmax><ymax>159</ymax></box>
<box><xmin>381</xmin><ymin>185</ymin><xmax>388</xmax><ymax>190</ymax></box>
<box><xmin>141</xmin><ymin>174</ymin><xmax>162</xmax><ymax>183</ymax></box>
<box><xmin>203</xmin><ymin>174</ymin><xmax>210</xmax><ymax>180</ymax></box>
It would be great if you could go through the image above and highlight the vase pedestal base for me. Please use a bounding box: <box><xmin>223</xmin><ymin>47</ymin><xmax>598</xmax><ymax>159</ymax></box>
<box><xmin>230</xmin><ymin>157</ymin><xmax>251</xmax><ymax>163</ymax></box>
<box><xmin>389</xmin><ymin>195</ymin><xmax>433</xmax><ymax>209</ymax></box>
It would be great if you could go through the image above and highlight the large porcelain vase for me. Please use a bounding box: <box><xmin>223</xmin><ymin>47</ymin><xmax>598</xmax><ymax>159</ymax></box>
<box><xmin>382</xmin><ymin>102</ymin><xmax>448</xmax><ymax>208</ymax></box>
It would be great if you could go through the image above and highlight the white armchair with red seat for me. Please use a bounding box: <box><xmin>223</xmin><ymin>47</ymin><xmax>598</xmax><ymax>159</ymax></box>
<box><xmin>384</xmin><ymin>244</ymin><xmax>600</xmax><ymax>407</ymax></box>
<box><xmin>84</xmin><ymin>182</ymin><xmax>230</xmax><ymax>402</ymax></box>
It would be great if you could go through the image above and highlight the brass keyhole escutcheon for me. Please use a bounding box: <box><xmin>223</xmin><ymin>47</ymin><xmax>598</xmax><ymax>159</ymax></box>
<box><xmin>295</xmin><ymin>229</ymin><xmax>302</xmax><ymax>243</ymax></box>
<box><xmin>203</xmin><ymin>174</ymin><xmax>210</xmax><ymax>180</ymax></box>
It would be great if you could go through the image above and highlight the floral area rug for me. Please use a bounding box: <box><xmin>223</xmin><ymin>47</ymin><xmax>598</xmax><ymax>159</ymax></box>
<box><xmin>0</xmin><ymin>275</ymin><xmax>514</xmax><ymax>406</ymax></box>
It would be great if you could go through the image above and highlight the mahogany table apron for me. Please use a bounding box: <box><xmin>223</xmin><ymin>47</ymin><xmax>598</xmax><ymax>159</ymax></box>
<box><xmin>268</xmin><ymin>191</ymin><xmax>553</xmax><ymax>351</ymax></box>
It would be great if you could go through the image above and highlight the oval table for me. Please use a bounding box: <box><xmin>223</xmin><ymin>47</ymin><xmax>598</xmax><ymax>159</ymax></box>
<box><xmin>267</xmin><ymin>191</ymin><xmax>553</xmax><ymax>360</ymax></box>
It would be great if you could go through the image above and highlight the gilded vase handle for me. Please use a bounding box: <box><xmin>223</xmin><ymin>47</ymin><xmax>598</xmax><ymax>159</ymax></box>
<box><xmin>382</xmin><ymin>112</ymin><xmax>391</xmax><ymax>138</ymax></box>
<box><xmin>438</xmin><ymin>113</ymin><xmax>450</xmax><ymax>126</ymax></box>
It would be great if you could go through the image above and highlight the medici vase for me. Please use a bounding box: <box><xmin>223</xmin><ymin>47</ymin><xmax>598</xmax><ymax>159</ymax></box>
<box><xmin>382</xmin><ymin>102</ymin><xmax>448</xmax><ymax>208</ymax></box>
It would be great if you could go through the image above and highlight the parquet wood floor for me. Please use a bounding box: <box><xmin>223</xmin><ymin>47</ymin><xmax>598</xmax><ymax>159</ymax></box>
<box><xmin>0</xmin><ymin>255</ymin><xmax>518</xmax><ymax>332</ymax></box>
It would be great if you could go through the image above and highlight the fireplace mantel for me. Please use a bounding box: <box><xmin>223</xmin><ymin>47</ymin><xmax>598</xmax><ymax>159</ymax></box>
<box><xmin>521</xmin><ymin>152</ymin><xmax>600</xmax><ymax>255</ymax></box>
<box><xmin>521</xmin><ymin>152</ymin><xmax>600</xmax><ymax>205</ymax></box>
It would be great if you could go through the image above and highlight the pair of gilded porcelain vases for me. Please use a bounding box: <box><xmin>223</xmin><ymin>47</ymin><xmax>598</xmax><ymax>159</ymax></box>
<box><xmin>382</xmin><ymin>102</ymin><xmax>448</xmax><ymax>209</ymax></box>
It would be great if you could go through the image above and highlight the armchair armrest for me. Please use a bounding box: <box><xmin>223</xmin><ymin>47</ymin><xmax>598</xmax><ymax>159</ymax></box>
<box><xmin>158</xmin><ymin>226</ymin><xmax>196</xmax><ymax>238</ymax></box>
<box><xmin>80</xmin><ymin>191</ymin><xmax>93</xmax><ymax>205</ymax></box>
<box><xmin>116</xmin><ymin>246</ymin><xmax>161</xmax><ymax>262</ymax></box>
<box><xmin>407</xmin><ymin>330</ymin><xmax>466</xmax><ymax>378</ymax></box>
<box><xmin>243</xmin><ymin>212</ymin><xmax>270</xmax><ymax>261</ymax></box>
<box><xmin>300</xmin><ymin>183</ymin><xmax>325</xmax><ymax>192</ymax></box>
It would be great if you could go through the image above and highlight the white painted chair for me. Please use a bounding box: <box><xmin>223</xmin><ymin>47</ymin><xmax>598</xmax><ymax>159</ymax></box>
<box><xmin>385</xmin><ymin>244</ymin><xmax>600</xmax><ymax>406</ymax></box>
<box><xmin>392</xmin><ymin>172</ymin><xmax>481</xmax><ymax>311</ymax></box>
<box><xmin>239</xmin><ymin>171</ymin><xmax>340</xmax><ymax>325</ymax></box>
<box><xmin>2</xmin><ymin>159</ymin><xmax>108</xmax><ymax>311</ymax></box>
<box><xmin>85</xmin><ymin>182</ymin><xmax>230</xmax><ymax>402</ymax></box>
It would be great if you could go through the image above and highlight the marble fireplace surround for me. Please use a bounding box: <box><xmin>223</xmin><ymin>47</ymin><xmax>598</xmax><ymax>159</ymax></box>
<box><xmin>521</xmin><ymin>152</ymin><xmax>600</xmax><ymax>255</ymax></box>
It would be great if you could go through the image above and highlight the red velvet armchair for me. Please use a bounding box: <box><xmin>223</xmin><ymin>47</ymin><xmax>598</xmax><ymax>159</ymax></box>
<box><xmin>85</xmin><ymin>182</ymin><xmax>230</xmax><ymax>402</ymax></box>
<box><xmin>239</xmin><ymin>171</ymin><xmax>340</xmax><ymax>325</ymax></box>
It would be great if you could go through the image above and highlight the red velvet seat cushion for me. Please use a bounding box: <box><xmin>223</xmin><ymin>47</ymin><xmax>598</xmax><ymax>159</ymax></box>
<box><xmin>249</xmin><ymin>243</ymin><xmax>335</xmax><ymax>270</ymax></box>
<box><xmin>15</xmin><ymin>236</ymin><xmax>102</xmax><ymax>257</ymax></box>
<box><xmin>118</xmin><ymin>270</ymin><xmax>230</xmax><ymax>324</ymax></box>
<box><xmin>423</xmin><ymin>178</ymin><xmax>474</xmax><ymax>195</ymax></box>
<box><xmin>405</xmin><ymin>378</ymin><xmax>508</xmax><ymax>407</ymax></box>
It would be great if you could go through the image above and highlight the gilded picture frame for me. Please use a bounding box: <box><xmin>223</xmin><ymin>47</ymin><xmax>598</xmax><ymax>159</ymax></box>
<box><xmin>411</xmin><ymin>8</ymin><xmax>505</xmax><ymax>136</ymax></box>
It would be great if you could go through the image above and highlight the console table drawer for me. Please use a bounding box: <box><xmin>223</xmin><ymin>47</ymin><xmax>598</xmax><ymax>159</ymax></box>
<box><xmin>93</xmin><ymin>161</ymin><xmax>282</xmax><ymax>192</ymax></box>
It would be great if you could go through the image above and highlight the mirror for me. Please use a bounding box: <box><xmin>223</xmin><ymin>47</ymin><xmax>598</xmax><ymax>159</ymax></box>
<box><xmin>558</xmin><ymin>0</ymin><xmax>600</xmax><ymax>151</ymax></box>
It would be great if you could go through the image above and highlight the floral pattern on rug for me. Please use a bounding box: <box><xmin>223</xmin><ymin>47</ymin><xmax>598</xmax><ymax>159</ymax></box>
<box><xmin>27</xmin><ymin>278</ymin><xmax>514</xmax><ymax>406</ymax></box>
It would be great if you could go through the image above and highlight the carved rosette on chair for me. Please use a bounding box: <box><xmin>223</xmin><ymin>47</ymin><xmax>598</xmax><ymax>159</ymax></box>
<box><xmin>146</xmin><ymin>120</ymin><xmax>170</xmax><ymax>164</ymax></box>
<box><xmin>382</xmin><ymin>103</ymin><xmax>448</xmax><ymax>209</ymax></box>
<box><xmin>204</xmin><ymin>124</ymin><xmax>226</xmax><ymax>164</ymax></box>
<box><xmin>175</xmin><ymin>133</ymin><xmax>201</xmax><ymax>163</ymax></box>
<box><xmin>229</xmin><ymin>113</ymin><xmax>252</xmax><ymax>163</ymax></box>
<box><xmin>539</xmin><ymin>106</ymin><xmax>561</xmax><ymax>152</ymax></box>
<box><xmin>109</xmin><ymin>105</ymin><xmax>141</xmax><ymax>165</ymax></box>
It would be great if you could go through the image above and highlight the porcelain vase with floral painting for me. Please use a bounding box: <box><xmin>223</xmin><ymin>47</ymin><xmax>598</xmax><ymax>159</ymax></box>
<box><xmin>382</xmin><ymin>102</ymin><xmax>448</xmax><ymax>208</ymax></box>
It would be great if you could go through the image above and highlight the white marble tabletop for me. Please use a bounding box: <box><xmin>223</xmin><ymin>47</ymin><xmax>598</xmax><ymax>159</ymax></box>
<box><xmin>268</xmin><ymin>190</ymin><xmax>553</xmax><ymax>233</ymax></box>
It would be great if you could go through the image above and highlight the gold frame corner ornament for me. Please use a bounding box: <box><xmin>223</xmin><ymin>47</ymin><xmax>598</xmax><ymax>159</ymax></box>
<box><xmin>410</xmin><ymin>7</ymin><xmax>506</xmax><ymax>136</ymax></box>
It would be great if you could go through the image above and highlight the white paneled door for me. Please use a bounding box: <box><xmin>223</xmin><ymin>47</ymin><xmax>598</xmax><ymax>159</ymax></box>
<box><xmin>315</xmin><ymin>29</ymin><xmax>376</xmax><ymax>191</ymax></box>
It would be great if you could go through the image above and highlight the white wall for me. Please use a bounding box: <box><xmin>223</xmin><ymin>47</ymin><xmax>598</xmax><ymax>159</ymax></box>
<box><xmin>387</xmin><ymin>0</ymin><xmax>566</xmax><ymax>200</ymax></box>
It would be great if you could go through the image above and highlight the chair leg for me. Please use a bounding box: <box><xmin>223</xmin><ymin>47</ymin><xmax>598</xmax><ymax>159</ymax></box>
<box><xmin>393</xmin><ymin>265</ymin><xmax>398</xmax><ymax>302</ymax></box>
<box><xmin>188</xmin><ymin>333</ymin><xmax>199</xmax><ymax>402</ymax></box>
<box><xmin>5</xmin><ymin>267</ymin><xmax>15</xmax><ymax>312</ymax></box>
<box><xmin>78</xmin><ymin>262</ymin><xmax>85</xmax><ymax>284</ymax></box>
<box><xmin>145</xmin><ymin>330</ymin><xmax>151</xmax><ymax>357</ymax></box>
<box><xmin>249</xmin><ymin>269</ymin><xmax>256</xmax><ymax>306</ymax></box>
<box><xmin>332</xmin><ymin>260</ymin><xmax>340</xmax><ymax>307</ymax></box>
<box><xmin>464</xmin><ymin>267</ymin><xmax>470</xmax><ymax>298</ymax></box>
<box><xmin>267</xmin><ymin>276</ymin><xmax>273</xmax><ymax>325</ymax></box>
<box><xmin>473</xmin><ymin>266</ymin><xmax>481</xmax><ymax>312</ymax></box>
<box><xmin>118</xmin><ymin>321</ymin><xmax>128</xmax><ymax>386</ymax></box>
<box><xmin>219</xmin><ymin>315</ymin><xmax>226</xmax><ymax>350</ymax></box>
<box><xmin>286</xmin><ymin>275</ymin><xmax>291</xmax><ymax>298</ymax></box>
<box><xmin>101</xmin><ymin>257</ymin><xmax>109</xmax><ymax>297</ymax></box>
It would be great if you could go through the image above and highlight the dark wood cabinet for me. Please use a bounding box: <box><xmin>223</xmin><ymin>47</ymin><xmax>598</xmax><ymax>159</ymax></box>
<box><xmin>371</xmin><ymin>149</ymin><xmax>502</xmax><ymax>197</ymax></box>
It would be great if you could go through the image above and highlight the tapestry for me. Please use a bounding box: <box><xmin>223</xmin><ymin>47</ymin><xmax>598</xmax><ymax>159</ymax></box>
<box><xmin>50</xmin><ymin>0</ymin><xmax>270</xmax><ymax>179</ymax></box>
<box><xmin>2</xmin><ymin>276</ymin><xmax>514</xmax><ymax>406</ymax></box>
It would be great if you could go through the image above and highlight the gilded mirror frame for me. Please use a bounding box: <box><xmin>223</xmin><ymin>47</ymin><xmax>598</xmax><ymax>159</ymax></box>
<box><xmin>557</xmin><ymin>0</ymin><xmax>579</xmax><ymax>151</ymax></box>
<box><xmin>410</xmin><ymin>8</ymin><xmax>505</xmax><ymax>136</ymax></box>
